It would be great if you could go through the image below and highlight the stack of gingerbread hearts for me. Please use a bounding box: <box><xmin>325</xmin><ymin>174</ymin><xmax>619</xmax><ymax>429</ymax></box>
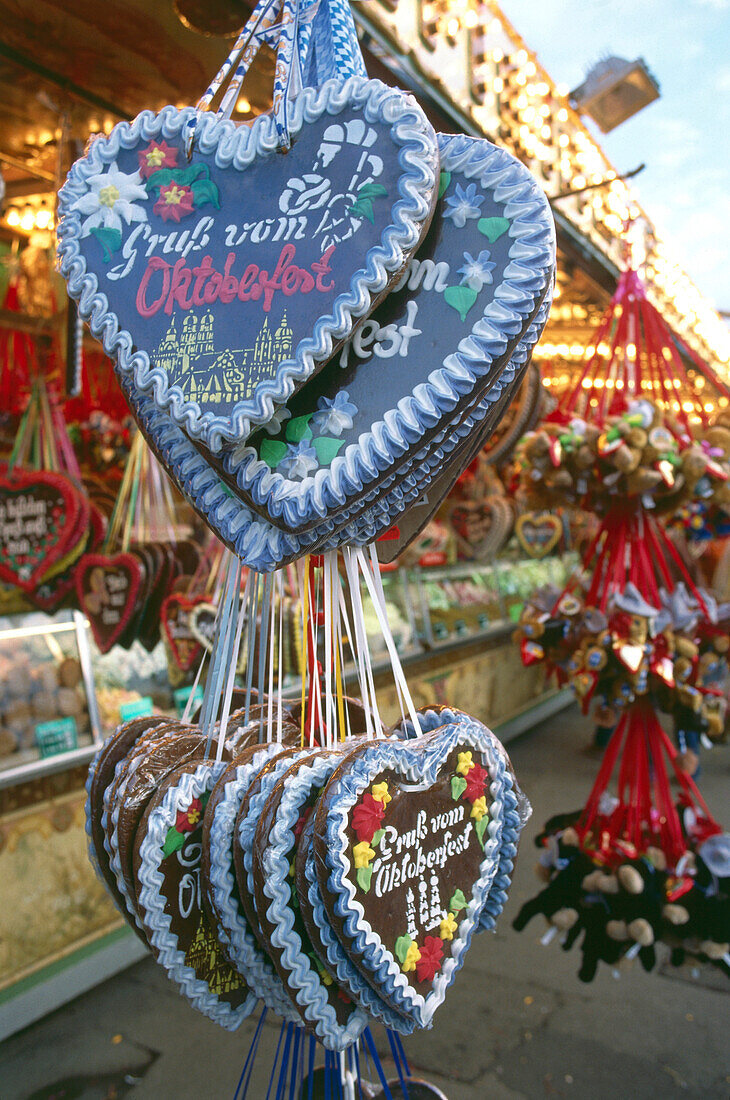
<box><xmin>75</xmin><ymin>433</ymin><xmax>203</xmax><ymax>653</ymax></box>
<box><xmin>56</xmin><ymin>0</ymin><xmax>555</xmax><ymax>570</ymax></box>
<box><xmin>86</xmin><ymin>699</ymin><xmax>527</xmax><ymax>1049</ymax></box>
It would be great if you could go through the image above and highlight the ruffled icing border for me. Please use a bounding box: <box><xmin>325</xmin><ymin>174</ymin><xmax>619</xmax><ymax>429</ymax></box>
<box><xmin>205</xmin><ymin>744</ymin><xmax>299</xmax><ymax>1021</ymax></box>
<box><xmin>57</xmin><ymin>77</ymin><xmax>439</xmax><ymax>453</ymax></box>
<box><xmin>258</xmin><ymin>751</ymin><xmax>369</xmax><ymax>1050</ymax></box>
<box><xmin>136</xmin><ymin>762</ymin><xmax>258</xmax><ymax>1030</ymax></box>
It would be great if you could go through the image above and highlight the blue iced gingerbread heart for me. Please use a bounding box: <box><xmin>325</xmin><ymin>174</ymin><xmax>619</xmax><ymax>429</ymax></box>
<box><xmin>229</xmin><ymin>132</ymin><xmax>555</xmax><ymax>534</ymax></box>
<box><xmin>57</xmin><ymin>78</ymin><xmax>439</xmax><ymax>455</ymax></box>
<box><xmin>313</xmin><ymin>721</ymin><xmax>515</xmax><ymax>1029</ymax></box>
<box><xmin>121</xmin><ymin>303</ymin><xmax>546</xmax><ymax>572</ymax></box>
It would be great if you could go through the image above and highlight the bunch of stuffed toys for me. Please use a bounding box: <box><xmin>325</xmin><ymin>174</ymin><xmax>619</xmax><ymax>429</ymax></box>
<box><xmin>515</xmin><ymin>582</ymin><xmax>730</xmax><ymax>766</ymax></box>
<box><xmin>514</xmin><ymin>809</ymin><xmax>730</xmax><ymax>982</ymax></box>
<box><xmin>516</xmin><ymin>400</ymin><xmax>730</xmax><ymax>517</ymax></box>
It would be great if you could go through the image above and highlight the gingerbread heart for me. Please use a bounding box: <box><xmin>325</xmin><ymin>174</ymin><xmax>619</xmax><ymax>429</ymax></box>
<box><xmin>314</xmin><ymin>722</ymin><xmax>512</xmax><ymax>1028</ymax></box>
<box><xmin>227</xmin><ymin>132</ymin><xmax>554</xmax><ymax>532</ymax></box>
<box><xmin>252</xmin><ymin>748</ymin><xmax>370</xmax><ymax>1050</ymax></box>
<box><xmin>0</xmin><ymin>469</ymin><xmax>83</xmax><ymax>592</ymax></box>
<box><xmin>57</xmin><ymin>80</ymin><xmax>438</xmax><ymax>454</ymax></box>
<box><xmin>85</xmin><ymin>715</ymin><xmax>168</xmax><ymax>939</ymax></box>
<box><xmin>514</xmin><ymin>511</ymin><xmax>563</xmax><ymax>559</ymax></box>
<box><xmin>188</xmin><ymin>601</ymin><xmax>218</xmax><ymax>652</ymax></box>
<box><xmin>135</xmin><ymin>759</ymin><xmax>258</xmax><ymax>1029</ymax></box>
<box><xmin>202</xmin><ymin>742</ymin><xmax>298</xmax><ymax>1022</ymax></box>
<box><xmin>161</xmin><ymin>592</ymin><xmax>208</xmax><ymax>672</ymax></box>
<box><xmin>76</xmin><ymin>552</ymin><xmax>144</xmax><ymax>652</ymax></box>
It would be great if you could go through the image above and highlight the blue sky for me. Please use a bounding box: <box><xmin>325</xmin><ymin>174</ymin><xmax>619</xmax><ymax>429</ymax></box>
<box><xmin>500</xmin><ymin>0</ymin><xmax>730</xmax><ymax>313</ymax></box>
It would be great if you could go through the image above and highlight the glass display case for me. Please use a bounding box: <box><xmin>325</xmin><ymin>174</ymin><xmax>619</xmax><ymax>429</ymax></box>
<box><xmin>0</xmin><ymin>611</ymin><xmax>101</xmax><ymax>787</ymax></box>
<box><xmin>0</xmin><ymin>610</ymin><xmax>181</xmax><ymax>788</ymax></box>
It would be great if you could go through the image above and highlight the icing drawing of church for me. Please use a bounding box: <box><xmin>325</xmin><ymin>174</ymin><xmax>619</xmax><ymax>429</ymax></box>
<box><xmin>155</xmin><ymin>311</ymin><xmax>294</xmax><ymax>407</ymax></box>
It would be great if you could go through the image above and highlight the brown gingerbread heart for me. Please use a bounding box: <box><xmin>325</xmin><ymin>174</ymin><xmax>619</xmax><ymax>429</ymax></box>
<box><xmin>514</xmin><ymin>511</ymin><xmax>563</xmax><ymax>559</ymax></box>
<box><xmin>75</xmin><ymin>551</ymin><xmax>144</xmax><ymax>652</ymax></box>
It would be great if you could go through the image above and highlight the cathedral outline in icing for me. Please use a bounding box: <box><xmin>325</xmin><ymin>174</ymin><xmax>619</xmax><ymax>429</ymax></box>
<box><xmin>155</xmin><ymin>311</ymin><xmax>294</xmax><ymax>408</ymax></box>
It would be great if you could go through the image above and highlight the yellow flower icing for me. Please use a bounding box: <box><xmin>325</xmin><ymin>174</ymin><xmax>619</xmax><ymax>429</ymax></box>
<box><xmin>371</xmin><ymin>781</ymin><xmax>392</xmax><ymax>805</ymax></box>
<box><xmin>353</xmin><ymin>841</ymin><xmax>376</xmax><ymax>868</ymax></box>
<box><xmin>470</xmin><ymin>796</ymin><xmax>488</xmax><ymax>821</ymax></box>
<box><xmin>402</xmin><ymin>942</ymin><xmax>421</xmax><ymax>973</ymax></box>
<box><xmin>440</xmin><ymin>913</ymin><xmax>458</xmax><ymax>941</ymax></box>
<box><xmin>456</xmin><ymin>751</ymin><xmax>475</xmax><ymax>776</ymax></box>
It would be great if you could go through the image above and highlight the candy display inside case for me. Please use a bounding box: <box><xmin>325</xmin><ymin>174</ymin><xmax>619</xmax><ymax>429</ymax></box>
<box><xmin>0</xmin><ymin>610</ymin><xmax>102</xmax><ymax>787</ymax></box>
<box><xmin>407</xmin><ymin>550</ymin><xmax>579</xmax><ymax>649</ymax></box>
<box><xmin>493</xmin><ymin>550</ymin><xmax>579</xmax><ymax>624</ymax></box>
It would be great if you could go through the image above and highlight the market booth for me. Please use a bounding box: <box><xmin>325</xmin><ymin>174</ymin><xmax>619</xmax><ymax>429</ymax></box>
<box><xmin>0</xmin><ymin>0</ymin><xmax>728</xmax><ymax>1057</ymax></box>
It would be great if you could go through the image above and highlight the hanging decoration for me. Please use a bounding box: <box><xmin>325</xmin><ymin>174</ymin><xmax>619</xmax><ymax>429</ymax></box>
<box><xmin>512</xmin><ymin>255</ymin><xmax>730</xmax><ymax>981</ymax></box>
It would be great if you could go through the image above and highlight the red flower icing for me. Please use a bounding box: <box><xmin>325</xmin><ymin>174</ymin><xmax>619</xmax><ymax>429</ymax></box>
<box><xmin>138</xmin><ymin>140</ymin><xmax>179</xmax><ymax>179</ymax></box>
<box><xmin>351</xmin><ymin>793</ymin><xmax>385</xmax><ymax>843</ymax></box>
<box><xmin>463</xmin><ymin>763</ymin><xmax>488</xmax><ymax>802</ymax></box>
<box><xmin>153</xmin><ymin>182</ymin><xmax>195</xmax><ymax>222</ymax></box>
<box><xmin>175</xmin><ymin>798</ymin><xmax>202</xmax><ymax>833</ymax></box>
<box><xmin>415</xmin><ymin>936</ymin><xmax>444</xmax><ymax>983</ymax></box>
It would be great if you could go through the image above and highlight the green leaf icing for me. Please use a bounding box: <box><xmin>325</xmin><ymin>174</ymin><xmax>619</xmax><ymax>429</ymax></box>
<box><xmin>477</xmin><ymin>216</ymin><xmax>510</xmax><ymax>242</ymax></box>
<box><xmin>312</xmin><ymin>436</ymin><xmax>345</xmax><ymax>466</ymax></box>
<box><xmin>451</xmin><ymin>776</ymin><xmax>467</xmax><ymax>801</ymax></box>
<box><xmin>394</xmin><ymin>934</ymin><xmax>413</xmax><ymax>965</ymax></box>
<box><xmin>444</xmin><ymin>285</ymin><xmax>478</xmax><ymax>322</ymax></box>
<box><xmin>356</xmin><ymin>866</ymin><xmax>373</xmax><ymax>893</ymax></box>
<box><xmin>190</xmin><ymin>177</ymin><xmax>220</xmax><ymax>209</ymax></box>
<box><xmin>260</xmin><ymin>440</ymin><xmax>288</xmax><ymax>469</ymax></box>
<box><xmin>90</xmin><ymin>226</ymin><xmax>122</xmax><ymax>262</ymax></box>
<box><xmin>449</xmin><ymin>888</ymin><xmax>467</xmax><ymax>912</ymax></box>
<box><xmin>285</xmin><ymin>414</ymin><xmax>314</xmax><ymax>443</ymax></box>
<box><xmin>162</xmin><ymin>826</ymin><xmax>185</xmax><ymax>858</ymax></box>
<box><xmin>372</xmin><ymin>829</ymin><xmax>385</xmax><ymax>848</ymax></box>
<box><xmin>475</xmin><ymin>816</ymin><xmax>489</xmax><ymax>846</ymax></box>
<box><xmin>438</xmin><ymin>170</ymin><xmax>452</xmax><ymax>198</ymax></box>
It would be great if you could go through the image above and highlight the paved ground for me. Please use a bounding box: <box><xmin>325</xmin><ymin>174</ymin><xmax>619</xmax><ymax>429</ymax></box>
<box><xmin>2</xmin><ymin>705</ymin><xmax>728</xmax><ymax>1099</ymax></box>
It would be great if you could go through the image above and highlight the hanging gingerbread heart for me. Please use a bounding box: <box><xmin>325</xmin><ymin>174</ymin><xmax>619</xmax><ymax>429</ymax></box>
<box><xmin>514</xmin><ymin>511</ymin><xmax>564</xmax><ymax>559</ymax></box>
<box><xmin>135</xmin><ymin>759</ymin><xmax>258</xmax><ymax>1029</ymax></box>
<box><xmin>57</xmin><ymin>0</ymin><xmax>438</xmax><ymax>457</ymax></box>
<box><xmin>0</xmin><ymin>469</ymin><xmax>84</xmax><ymax>592</ymax></box>
<box><xmin>75</xmin><ymin>551</ymin><xmax>144</xmax><ymax>652</ymax></box>
<box><xmin>188</xmin><ymin>601</ymin><xmax>219</xmax><ymax>652</ymax></box>
<box><xmin>126</xmin><ymin>291</ymin><xmax>547</xmax><ymax>572</ymax></box>
<box><xmin>228</xmin><ymin>131</ymin><xmax>554</xmax><ymax>532</ymax></box>
<box><xmin>314</xmin><ymin>721</ymin><xmax>513</xmax><ymax>1029</ymax></box>
<box><xmin>161</xmin><ymin>592</ymin><xmax>210</xmax><ymax>672</ymax></box>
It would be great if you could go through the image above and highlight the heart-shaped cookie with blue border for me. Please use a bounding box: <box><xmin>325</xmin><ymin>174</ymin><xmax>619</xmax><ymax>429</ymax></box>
<box><xmin>135</xmin><ymin>759</ymin><xmax>258</xmax><ymax>1030</ymax></box>
<box><xmin>123</xmin><ymin>297</ymin><xmax>547</xmax><ymax>571</ymax></box>
<box><xmin>251</xmin><ymin>748</ymin><xmax>371</xmax><ymax>1050</ymax></box>
<box><xmin>57</xmin><ymin>78</ymin><xmax>438</xmax><ymax>454</ymax></box>
<box><xmin>313</xmin><ymin>721</ymin><xmax>512</xmax><ymax>1029</ymax></box>
<box><xmin>387</xmin><ymin>705</ymin><xmax>529</xmax><ymax>933</ymax></box>
<box><xmin>226</xmin><ymin>132</ymin><xmax>554</xmax><ymax>532</ymax></box>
